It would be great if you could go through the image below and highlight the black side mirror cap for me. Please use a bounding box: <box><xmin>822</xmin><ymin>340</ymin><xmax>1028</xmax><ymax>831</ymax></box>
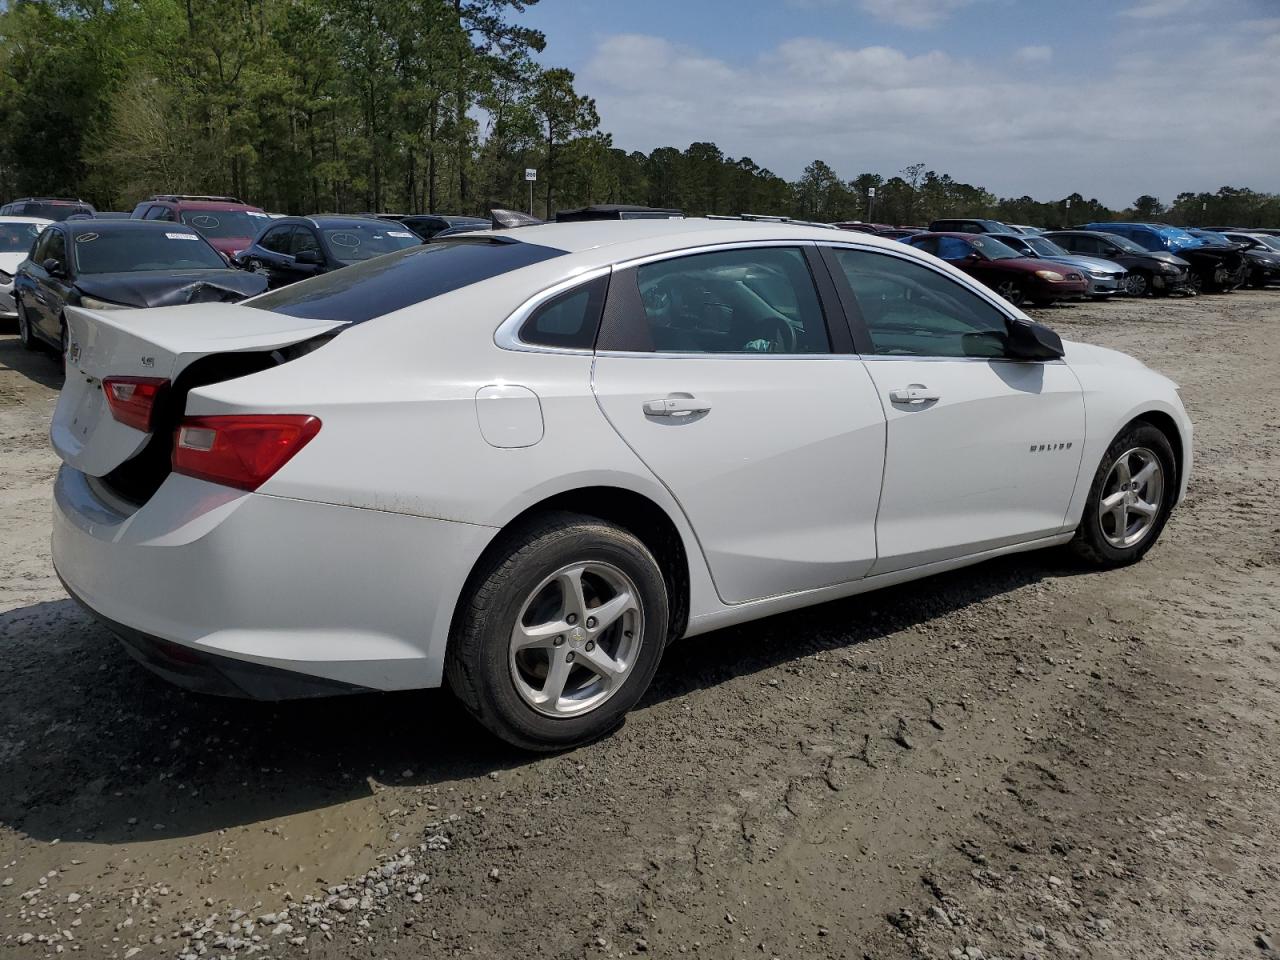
<box><xmin>1005</xmin><ymin>316</ymin><xmax>1064</xmax><ymax>361</ymax></box>
<box><xmin>42</xmin><ymin>257</ymin><xmax>65</xmax><ymax>276</ymax></box>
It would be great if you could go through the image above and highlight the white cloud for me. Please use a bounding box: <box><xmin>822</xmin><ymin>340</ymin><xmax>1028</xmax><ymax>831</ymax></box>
<box><xmin>580</xmin><ymin>30</ymin><xmax>1280</xmax><ymax>207</ymax></box>
<box><xmin>1119</xmin><ymin>0</ymin><xmax>1197</xmax><ymax>19</ymax></box>
<box><xmin>856</xmin><ymin>0</ymin><xmax>974</xmax><ymax>29</ymax></box>
<box><xmin>1013</xmin><ymin>45</ymin><xmax>1053</xmax><ymax>63</ymax></box>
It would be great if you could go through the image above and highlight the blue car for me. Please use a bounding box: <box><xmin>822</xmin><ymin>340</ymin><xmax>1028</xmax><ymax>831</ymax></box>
<box><xmin>1082</xmin><ymin>222</ymin><xmax>1246</xmax><ymax>292</ymax></box>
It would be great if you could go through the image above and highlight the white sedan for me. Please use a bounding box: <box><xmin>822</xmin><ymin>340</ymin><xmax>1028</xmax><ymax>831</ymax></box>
<box><xmin>50</xmin><ymin>219</ymin><xmax>1191</xmax><ymax>749</ymax></box>
<box><xmin>0</xmin><ymin>216</ymin><xmax>51</xmax><ymax>317</ymax></box>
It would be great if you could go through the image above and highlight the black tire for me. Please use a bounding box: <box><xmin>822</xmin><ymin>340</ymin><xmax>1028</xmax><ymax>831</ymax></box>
<box><xmin>1070</xmin><ymin>422</ymin><xmax>1177</xmax><ymax>568</ymax></box>
<box><xmin>445</xmin><ymin>511</ymin><xmax>669</xmax><ymax>751</ymax></box>
<box><xmin>994</xmin><ymin>280</ymin><xmax>1026</xmax><ymax>307</ymax></box>
<box><xmin>1127</xmin><ymin>272</ymin><xmax>1151</xmax><ymax>297</ymax></box>
<box><xmin>16</xmin><ymin>300</ymin><xmax>37</xmax><ymax>351</ymax></box>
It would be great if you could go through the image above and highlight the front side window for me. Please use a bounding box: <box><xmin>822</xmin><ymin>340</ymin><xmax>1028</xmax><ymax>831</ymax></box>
<box><xmin>259</xmin><ymin>226</ymin><xmax>293</xmax><ymax>254</ymax></box>
<box><xmin>72</xmin><ymin>229</ymin><xmax>225</xmax><ymax>274</ymax></box>
<box><xmin>629</xmin><ymin>247</ymin><xmax>831</xmax><ymax>354</ymax></box>
<box><xmin>290</xmin><ymin>227</ymin><xmax>321</xmax><ymax>256</ymax></box>
<box><xmin>830</xmin><ymin>248</ymin><xmax>1010</xmax><ymax>359</ymax></box>
<box><xmin>44</xmin><ymin>229</ymin><xmax>67</xmax><ymax>267</ymax></box>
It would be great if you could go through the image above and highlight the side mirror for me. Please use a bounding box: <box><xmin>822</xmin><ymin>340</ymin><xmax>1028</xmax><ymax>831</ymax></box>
<box><xmin>294</xmin><ymin>249</ymin><xmax>323</xmax><ymax>266</ymax></box>
<box><xmin>42</xmin><ymin>257</ymin><xmax>65</xmax><ymax>277</ymax></box>
<box><xmin>1005</xmin><ymin>316</ymin><xmax>1064</xmax><ymax>361</ymax></box>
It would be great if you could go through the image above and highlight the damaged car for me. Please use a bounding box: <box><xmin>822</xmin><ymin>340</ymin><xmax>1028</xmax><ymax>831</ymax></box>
<box><xmin>1081</xmin><ymin>222</ymin><xmax>1247</xmax><ymax>294</ymax></box>
<box><xmin>14</xmin><ymin>219</ymin><xmax>268</xmax><ymax>359</ymax></box>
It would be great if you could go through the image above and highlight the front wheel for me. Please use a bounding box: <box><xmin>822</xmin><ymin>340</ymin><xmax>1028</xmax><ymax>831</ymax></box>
<box><xmin>446</xmin><ymin>512</ymin><xmax>669</xmax><ymax>751</ymax></box>
<box><xmin>1070</xmin><ymin>423</ymin><xmax>1177</xmax><ymax>568</ymax></box>
<box><xmin>993</xmin><ymin>279</ymin><xmax>1025</xmax><ymax>307</ymax></box>
<box><xmin>1125</xmin><ymin>272</ymin><xmax>1150</xmax><ymax>297</ymax></box>
<box><xmin>16</xmin><ymin>301</ymin><xmax>37</xmax><ymax>351</ymax></box>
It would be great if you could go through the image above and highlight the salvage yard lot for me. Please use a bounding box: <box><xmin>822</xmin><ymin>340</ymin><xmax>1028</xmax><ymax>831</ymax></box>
<box><xmin>2</xmin><ymin>292</ymin><xmax>1278</xmax><ymax>959</ymax></box>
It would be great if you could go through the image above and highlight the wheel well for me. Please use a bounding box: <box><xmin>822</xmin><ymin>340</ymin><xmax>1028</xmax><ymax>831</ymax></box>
<box><xmin>1128</xmin><ymin>411</ymin><xmax>1184</xmax><ymax>482</ymax></box>
<box><xmin>461</xmin><ymin>487</ymin><xmax>691</xmax><ymax>644</ymax></box>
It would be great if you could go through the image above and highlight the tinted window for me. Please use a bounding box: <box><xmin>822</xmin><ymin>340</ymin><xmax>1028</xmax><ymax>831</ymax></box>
<box><xmin>259</xmin><ymin>226</ymin><xmax>293</xmax><ymax>254</ymax></box>
<box><xmin>72</xmin><ymin>229</ymin><xmax>226</xmax><ymax>274</ymax></box>
<box><xmin>26</xmin><ymin>202</ymin><xmax>94</xmax><ymax>221</ymax></box>
<box><xmin>250</xmin><ymin>238</ymin><xmax>567</xmax><ymax>323</ymax></box>
<box><xmin>630</xmin><ymin>247</ymin><xmax>830</xmax><ymax>354</ymax></box>
<box><xmin>32</xmin><ymin>226</ymin><xmax>56</xmax><ymax>263</ymax></box>
<box><xmin>0</xmin><ymin>221</ymin><xmax>42</xmax><ymax>253</ymax></box>
<box><xmin>143</xmin><ymin>205</ymin><xmax>174</xmax><ymax>221</ymax></box>
<box><xmin>290</xmin><ymin>227</ymin><xmax>320</xmax><ymax>256</ymax></box>
<box><xmin>935</xmin><ymin>237</ymin><xmax>974</xmax><ymax>260</ymax></box>
<box><xmin>518</xmin><ymin>275</ymin><xmax>607</xmax><ymax>350</ymax></box>
<box><xmin>44</xmin><ymin>229</ymin><xmax>67</xmax><ymax>267</ymax></box>
<box><xmin>320</xmin><ymin>222</ymin><xmax>420</xmax><ymax>264</ymax></box>
<box><xmin>831</xmin><ymin>248</ymin><xmax>1010</xmax><ymax>358</ymax></box>
<box><xmin>180</xmin><ymin>209</ymin><xmax>268</xmax><ymax>238</ymax></box>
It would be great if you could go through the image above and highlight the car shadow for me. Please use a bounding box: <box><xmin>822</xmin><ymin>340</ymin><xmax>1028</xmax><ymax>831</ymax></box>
<box><xmin>0</xmin><ymin>550</ymin><xmax>1086</xmax><ymax>845</ymax></box>
<box><xmin>0</xmin><ymin>331</ymin><xmax>63</xmax><ymax>389</ymax></box>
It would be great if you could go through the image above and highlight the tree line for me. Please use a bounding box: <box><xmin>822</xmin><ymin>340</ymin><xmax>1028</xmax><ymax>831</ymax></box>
<box><xmin>1</xmin><ymin>0</ymin><xmax>1278</xmax><ymax>228</ymax></box>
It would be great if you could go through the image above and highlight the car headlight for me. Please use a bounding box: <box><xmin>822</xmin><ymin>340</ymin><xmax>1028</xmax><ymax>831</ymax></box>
<box><xmin>1034</xmin><ymin>270</ymin><xmax>1066</xmax><ymax>281</ymax></box>
<box><xmin>79</xmin><ymin>295</ymin><xmax>128</xmax><ymax>310</ymax></box>
<box><xmin>1158</xmin><ymin>263</ymin><xmax>1180</xmax><ymax>273</ymax></box>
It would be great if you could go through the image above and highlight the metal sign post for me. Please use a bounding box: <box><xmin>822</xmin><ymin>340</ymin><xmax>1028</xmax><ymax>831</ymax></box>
<box><xmin>867</xmin><ymin>186</ymin><xmax>876</xmax><ymax>221</ymax></box>
<box><xmin>525</xmin><ymin>168</ymin><xmax>537</xmax><ymax>215</ymax></box>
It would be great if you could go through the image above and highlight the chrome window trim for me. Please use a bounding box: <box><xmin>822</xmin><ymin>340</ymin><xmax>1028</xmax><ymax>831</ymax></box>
<box><xmin>494</xmin><ymin>264</ymin><xmax>613</xmax><ymax>355</ymax></box>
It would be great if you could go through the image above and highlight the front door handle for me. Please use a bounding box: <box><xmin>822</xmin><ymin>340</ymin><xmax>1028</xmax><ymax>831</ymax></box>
<box><xmin>643</xmin><ymin>396</ymin><xmax>712</xmax><ymax>417</ymax></box>
<box><xmin>889</xmin><ymin>385</ymin><xmax>940</xmax><ymax>405</ymax></box>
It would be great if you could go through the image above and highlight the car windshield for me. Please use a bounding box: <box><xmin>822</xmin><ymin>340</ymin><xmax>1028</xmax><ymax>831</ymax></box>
<box><xmin>179</xmin><ymin>209</ymin><xmax>269</xmax><ymax>239</ymax></box>
<box><xmin>0</xmin><ymin>221</ymin><xmax>42</xmax><ymax>253</ymax></box>
<box><xmin>249</xmin><ymin>237</ymin><xmax>567</xmax><ymax>323</ymax></box>
<box><xmin>1104</xmin><ymin>234</ymin><xmax>1148</xmax><ymax>254</ymax></box>
<box><xmin>321</xmin><ymin>223</ymin><xmax>421</xmax><ymax>263</ymax></box>
<box><xmin>1026</xmin><ymin>237</ymin><xmax>1070</xmax><ymax>258</ymax></box>
<box><xmin>968</xmin><ymin>236</ymin><xmax>1022</xmax><ymax>260</ymax></box>
<box><xmin>72</xmin><ymin>229</ymin><xmax>228</xmax><ymax>274</ymax></box>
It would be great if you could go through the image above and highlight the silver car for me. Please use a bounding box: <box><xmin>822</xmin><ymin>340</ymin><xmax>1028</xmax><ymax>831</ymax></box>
<box><xmin>992</xmin><ymin>233</ymin><xmax>1127</xmax><ymax>299</ymax></box>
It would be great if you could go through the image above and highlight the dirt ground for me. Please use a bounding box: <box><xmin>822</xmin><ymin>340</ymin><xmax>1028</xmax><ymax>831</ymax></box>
<box><xmin>2</xmin><ymin>289</ymin><xmax>1278</xmax><ymax>960</ymax></box>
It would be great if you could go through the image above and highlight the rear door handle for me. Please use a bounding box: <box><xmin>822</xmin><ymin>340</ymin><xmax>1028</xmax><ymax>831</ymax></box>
<box><xmin>643</xmin><ymin>397</ymin><xmax>712</xmax><ymax>417</ymax></box>
<box><xmin>889</xmin><ymin>385</ymin><xmax>940</xmax><ymax>405</ymax></box>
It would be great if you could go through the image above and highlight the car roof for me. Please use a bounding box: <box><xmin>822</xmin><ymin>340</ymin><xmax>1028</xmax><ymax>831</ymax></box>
<box><xmin>280</xmin><ymin>215</ymin><xmax>402</xmax><ymax>228</ymax></box>
<box><xmin>169</xmin><ymin>200</ymin><xmax>264</xmax><ymax>211</ymax></box>
<box><xmin>0</xmin><ymin>216</ymin><xmax>53</xmax><ymax>225</ymax></box>
<box><xmin>64</xmin><ymin>219</ymin><xmax>198</xmax><ymax>237</ymax></box>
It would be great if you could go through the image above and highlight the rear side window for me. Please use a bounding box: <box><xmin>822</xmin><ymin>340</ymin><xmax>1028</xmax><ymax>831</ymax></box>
<box><xmin>518</xmin><ymin>275</ymin><xmax>607</xmax><ymax>350</ymax></box>
<box><xmin>250</xmin><ymin>238</ymin><xmax>567</xmax><ymax>323</ymax></box>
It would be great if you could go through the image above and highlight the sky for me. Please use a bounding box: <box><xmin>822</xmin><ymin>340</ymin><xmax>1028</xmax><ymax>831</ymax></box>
<box><xmin>520</xmin><ymin>0</ymin><xmax>1280</xmax><ymax>208</ymax></box>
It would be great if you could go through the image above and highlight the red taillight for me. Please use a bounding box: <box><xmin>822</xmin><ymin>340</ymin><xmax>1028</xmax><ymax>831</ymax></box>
<box><xmin>172</xmin><ymin>415</ymin><xmax>321</xmax><ymax>492</ymax></box>
<box><xmin>102</xmin><ymin>376</ymin><xmax>170</xmax><ymax>432</ymax></box>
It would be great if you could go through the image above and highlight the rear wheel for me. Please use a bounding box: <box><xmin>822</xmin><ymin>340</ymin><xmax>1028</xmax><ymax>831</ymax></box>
<box><xmin>446</xmin><ymin>511</ymin><xmax>669</xmax><ymax>751</ymax></box>
<box><xmin>1070</xmin><ymin>423</ymin><xmax>1177</xmax><ymax>568</ymax></box>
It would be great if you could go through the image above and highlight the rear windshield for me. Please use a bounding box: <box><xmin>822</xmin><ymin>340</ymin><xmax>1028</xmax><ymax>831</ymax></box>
<box><xmin>73</xmin><ymin>230</ymin><xmax>228</xmax><ymax>274</ymax></box>
<box><xmin>248</xmin><ymin>237</ymin><xmax>567</xmax><ymax>323</ymax></box>
<box><xmin>27</xmin><ymin>202</ymin><xmax>94</xmax><ymax>221</ymax></box>
<box><xmin>322</xmin><ymin>223</ymin><xmax>421</xmax><ymax>263</ymax></box>
<box><xmin>0</xmin><ymin>221</ymin><xmax>42</xmax><ymax>253</ymax></box>
<box><xmin>180</xmin><ymin>209</ymin><xmax>269</xmax><ymax>238</ymax></box>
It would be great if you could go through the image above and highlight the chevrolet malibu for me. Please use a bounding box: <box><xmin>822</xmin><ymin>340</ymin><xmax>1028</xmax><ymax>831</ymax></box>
<box><xmin>50</xmin><ymin>220</ymin><xmax>1191</xmax><ymax>750</ymax></box>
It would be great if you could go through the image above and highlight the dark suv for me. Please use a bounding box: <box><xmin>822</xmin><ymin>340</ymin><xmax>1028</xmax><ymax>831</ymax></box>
<box><xmin>130</xmin><ymin>195</ymin><xmax>269</xmax><ymax>259</ymax></box>
<box><xmin>926</xmin><ymin>218</ymin><xmax>1010</xmax><ymax>234</ymax></box>
<box><xmin>0</xmin><ymin>198</ymin><xmax>96</xmax><ymax>220</ymax></box>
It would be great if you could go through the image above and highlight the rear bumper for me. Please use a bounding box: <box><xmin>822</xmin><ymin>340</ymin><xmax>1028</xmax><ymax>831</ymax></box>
<box><xmin>52</xmin><ymin>466</ymin><xmax>495</xmax><ymax>698</ymax></box>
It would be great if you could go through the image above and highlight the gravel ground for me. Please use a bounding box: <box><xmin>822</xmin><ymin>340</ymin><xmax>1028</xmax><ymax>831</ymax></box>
<box><xmin>1</xmin><ymin>290</ymin><xmax>1278</xmax><ymax>960</ymax></box>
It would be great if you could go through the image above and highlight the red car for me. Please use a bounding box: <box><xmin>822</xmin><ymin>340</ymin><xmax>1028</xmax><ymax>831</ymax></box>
<box><xmin>129</xmin><ymin>194</ymin><xmax>271</xmax><ymax>259</ymax></box>
<box><xmin>906</xmin><ymin>232</ymin><xmax>1088</xmax><ymax>307</ymax></box>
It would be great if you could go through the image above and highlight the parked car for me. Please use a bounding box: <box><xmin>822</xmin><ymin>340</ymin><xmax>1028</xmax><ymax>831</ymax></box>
<box><xmin>236</xmin><ymin>215</ymin><xmax>421</xmax><ymax>288</ymax></box>
<box><xmin>875</xmin><ymin>227</ymin><xmax>925</xmax><ymax>240</ymax></box>
<box><xmin>398</xmin><ymin>214</ymin><xmax>489</xmax><ymax>240</ymax></box>
<box><xmin>131</xmin><ymin>195</ymin><xmax>270</xmax><ymax>260</ymax></box>
<box><xmin>1080</xmin><ymin>221</ymin><xmax>1246</xmax><ymax>293</ymax></box>
<box><xmin>13</xmin><ymin>220</ymin><xmax>267</xmax><ymax>357</ymax></box>
<box><xmin>0</xmin><ymin>197</ymin><xmax>96</xmax><ymax>220</ymax></box>
<box><xmin>905</xmin><ymin>232</ymin><xmax>1088</xmax><ymax>306</ymax></box>
<box><xmin>989</xmin><ymin>232</ymin><xmax>1127</xmax><ymax>299</ymax></box>
<box><xmin>1198</xmin><ymin>230</ymin><xmax>1280</xmax><ymax>288</ymax></box>
<box><xmin>48</xmin><ymin>219</ymin><xmax>1191</xmax><ymax>749</ymax></box>
<box><xmin>0</xmin><ymin>217</ymin><xmax>51</xmax><ymax>319</ymax></box>
<box><xmin>1044</xmin><ymin>230</ymin><xmax>1192</xmax><ymax>297</ymax></box>
<box><xmin>926</xmin><ymin>218</ymin><xmax>1011</xmax><ymax>234</ymax></box>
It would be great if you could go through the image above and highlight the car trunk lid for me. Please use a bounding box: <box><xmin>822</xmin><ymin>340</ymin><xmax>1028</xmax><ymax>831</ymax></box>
<box><xmin>52</xmin><ymin>302</ymin><xmax>345</xmax><ymax>478</ymax></box>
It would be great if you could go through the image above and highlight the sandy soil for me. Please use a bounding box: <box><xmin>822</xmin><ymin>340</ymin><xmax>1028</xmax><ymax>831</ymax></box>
<box><xmin>1</xmin><ymin>290</ymin><xmax>1278</xmax><ymax>960</ymax></box>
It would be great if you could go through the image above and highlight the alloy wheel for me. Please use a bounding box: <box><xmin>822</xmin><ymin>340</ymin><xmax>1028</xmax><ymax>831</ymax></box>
<box><xmin>1126</xmin><ymin>273</ymin><xmax>1149</xmax><ymax>296</ymax></box>
<box><xmin>1098</xmin><ymin>447</ymin><xmax>1164</xmax><ymax>549</ymax></box>
<box><xmin>1188</xmin><ymin>272</ymin><xmax>1204</xmax><ymax>294</ymax></box>
<box><xmin>995</xmin><ymin>280</ymin><xmax>1024</xmax><ymax>306</ymax></box>
<box><xmin>509</xmin><ymin>561</ymin><xmax>644</xmax><ymax>719</ymax></box>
